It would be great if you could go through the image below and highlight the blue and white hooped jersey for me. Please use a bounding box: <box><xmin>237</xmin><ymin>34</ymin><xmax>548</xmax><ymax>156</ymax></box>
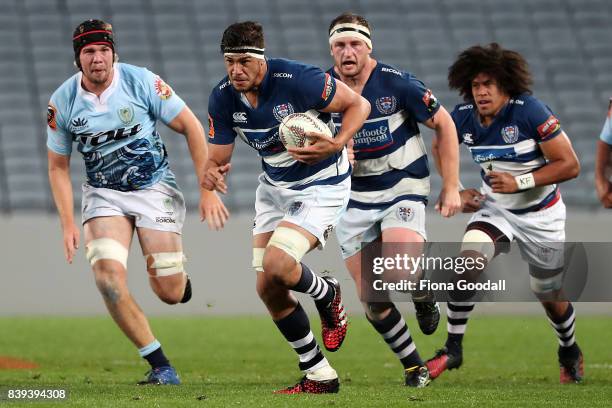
<box><xmin>452</xmin><ymin>94</ymin><xmax>563</xmax><ymax>213</ymax></box>
<box><xmin>207</xmin><ymin>58</ymin><xmax>350</xmax><ymax>190</ymax></box>
<box><xmin>47</xmin><ymin>63</ymin><xmax>185</xmax><ymax>191</ymax></box>
<box><xmin>599</xmin><ymin>98</ymin><xmax>612</xmax><ymax>146</ymax></box>
<box><xmin>328</xmin><ymin>62</ymin><xmax>439</xmax><ymax>210</ymax></box>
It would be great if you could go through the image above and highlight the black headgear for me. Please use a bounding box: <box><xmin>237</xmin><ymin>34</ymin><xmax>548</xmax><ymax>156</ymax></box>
<box><xmin>73</xmin><ymin>19</ymin><xmax>115</xmax><ymax>68</ymax></box>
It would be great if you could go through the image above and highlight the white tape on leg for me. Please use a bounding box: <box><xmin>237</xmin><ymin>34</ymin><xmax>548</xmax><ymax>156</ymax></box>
<box><xmin>460</xmin><ymin>229</ymin><xmax>495</xmax><ymax>260</ymax></box>
<box><xmin>267</xmin><ymin>227</ymin><xmax>311</xmax><ymax>262</ymax></box>
<box><xmin>86</xmin><ymin>238</ymin><xmax>128</xmax><ymax>269</ymax></box>
<box><xmin>146</xmin><ymin>252</ymin><xmax>186</xmax><ymax>277</ymax></box>
<box><xmin>252</xmin><ymin>248</ymin><xmax>265</xmax><ymax>273</ymax></box>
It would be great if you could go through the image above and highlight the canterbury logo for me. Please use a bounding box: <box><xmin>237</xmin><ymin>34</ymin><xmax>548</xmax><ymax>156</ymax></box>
<box><xmin>71</xmin><ymin>117</ymin><xmax>88</xmax><ymax>128</ymax></box>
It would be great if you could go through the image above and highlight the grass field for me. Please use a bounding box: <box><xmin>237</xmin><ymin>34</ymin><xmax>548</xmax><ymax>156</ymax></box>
<box><xmin>0</xmin><ymin>315</ymin><xmax>610</xmax><ymax>407</ymax></box>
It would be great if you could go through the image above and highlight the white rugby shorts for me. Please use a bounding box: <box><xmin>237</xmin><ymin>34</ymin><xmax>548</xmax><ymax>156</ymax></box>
<box><xmin>81</xmin><ymin>181</ymin><xmax>186</xmax><ymax>233</ymax></box>
<box><xmin>468</xmin><ymin>198</ymin><xmax>566</xmax><ymax>269</ymax></box>
<box><xmin>336</xmin><ymin>200</ymin><xmax>427</xmax><ymax>259</ymax></box>
<box><xmin>253</xmin><ymin>174</ymin><xmax>350</xmax><ymax>248</ymax></box>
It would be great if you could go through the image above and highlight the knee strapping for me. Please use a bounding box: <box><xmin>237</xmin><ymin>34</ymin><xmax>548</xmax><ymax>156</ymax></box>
<box><xmin>267</xmin><ymin>227</ymin><xmax>311</xmax><ymax>262</ymax></box>
<box><xmin>461</xmin><ymin>229</ymin><xmax>495</xmax><ymax>260</ymax></box>
<box><xmin>529</xmin><ymin>268</ymin><xmax>564</xmax><ymax>294</ymax></box>
<box><xmin>252</xmin><ymin>248</ymin><xmax>265</xmax><ymax>273</ymax></box>
<box><xmin>145</xmin><ymin>252</ymin><xmax>186</xmax><ymax>277</ymax></box>
<box><xmin>86</xmin><ymin>238</ymin><xmax>128</xmax><ymax>269</ymax></box>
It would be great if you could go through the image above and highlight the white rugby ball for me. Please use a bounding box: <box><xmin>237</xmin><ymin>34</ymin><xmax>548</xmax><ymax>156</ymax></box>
<box><xmin>279</xmin><ymin>111</ymin><xmax>333</xmax><ymax>148</ymax></box>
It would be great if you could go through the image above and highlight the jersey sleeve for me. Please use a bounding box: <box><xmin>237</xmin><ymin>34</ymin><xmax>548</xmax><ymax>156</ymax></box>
<box><xmin>296</xmin><ymin>65</ymin><xmax>337</xmax><ymax>111</ymax></box>
<box><xmin>46</xmin><ymin>98</ymin><xmax>72</xmax><ymax>156</ymax></box>
<box><xmin>142</xmin><ymin>69</ymin><xmax>186</xmax><ymax>124</ymax></box>
<box><xmin>207</xmin><ymin>90</ymin><xmax>236</xmax><ymax>145</ymax></box>
<box><xmin>398</xmin><ymin>75</ymin><xmax>441</xmax><ymax>123</ymax></box>
<box><xmin>525</xmin><ymin>98</ymin><xmax>562</xmax><ymax>143</ymax></box>
<box><xmin>599</xmin><ymin>100</ymin><xmax>612</xmax><ymax>146</ymax></box>
<box><xmin>450</xmin><ymin>105</ymin><xmax>463</xmax><ymax>144</ymax></box>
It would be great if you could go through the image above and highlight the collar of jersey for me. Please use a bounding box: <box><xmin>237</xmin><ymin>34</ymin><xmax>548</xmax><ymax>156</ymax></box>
<box><xmin>77</xmin><ymin>64</ymin><xmax>120</xmax><ymax>107</ymax></box>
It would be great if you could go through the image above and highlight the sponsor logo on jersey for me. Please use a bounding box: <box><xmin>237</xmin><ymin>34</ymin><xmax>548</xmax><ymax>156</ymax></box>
<box><xmin>287</xmin><ymin>201</ymin><xmax>304</xmax><ymax>216</ymax></box>
<box><xmin>208</xmin><ymin>114</ymin><xmax>215</xmax><ymax>138</ymax></box>
<box><xmin>154</xmin><ymin>76</ymin><xmax>173</xmax><ymax>99</ymax></box>
<box><xmin>76</xmin><ymin>124</ymin><xmax>142</xmax><ymax>147</ymax></box>
<box><xmin>381</xmin><ymin>67</ymin><xmax>402</xmax><ymax>76</ymax></box>
<box><xmin>501</xmin><ymin>125</ymin><xmax>519</xmax><ymax>144</ymax></box>
<box><xmin>233</xmin><ymin>112</ymin><xmax>247</xmax><ymax>123</ymax></box>
<box><xmin>458</xmin><ymin>104</ymin><xmax>473</xmax><ymax>111</ymax></box>
<box><xmin>235</xmin><ymin>128</ymin><xmax>282</xmax><ymax>151</ymax></box>
<box><xmin>353</xmin><ymin>122</ymin><xmax>393</xmax><ymax>152</ymax></box>
<box><xmin>273</xmin><ymin>103</ymin><xmax>295</xmax><ymax>122</ymax></box>
<box><xmin>396</xmin><ymin>206</ymin><xmax>414</xmax><ymax>222</ymax></box>
<box><xmin>462</xmin><ymin>133</ymin><xmax>474</xmax><ymax>144</ymax></box>
<box><xmin>509</xmin><ymin>98</ymin><xmax>525</xmax><ymax>106</ymax></box>
<box><xmin>322</xmin><ymin>73</ymin><xmax>334</xmax><ymax>101</ymax></box>
<box><xmin>422</xmin><ymin>89</ymin><xmax>439</xmax><ymax>113</ymax></box>
<box><xmin>375</xmin><ymin>96</ymin><xmax>397</xmax><ymax>115</ymax></box>
<box><xmin>117</xmin><ymin>105</ymin><xmax>134</xmax><ymax>125</ymax></box>
<box><xmin>273</xmin><ymin>72</ymin><xmax>293</xmax><ymax>79</ymax></box>
<box><xmin>47</xmin><ymin>103</ymin><xmax>57</xmax><ymax>131</ymax></box>
<box><xmin>219</xmin><ymin>80</ymin><xmax>230</xmax><ymax>90</ymax></box>
<box><xmin>537</xmin><ymin>115</ymin><xmax>560</xmax><ymax>140</ymax></box>
<box><xmin>70</xmin><ymin>117</ymin><xmax>88</xmax><ymax>132</ymax></box>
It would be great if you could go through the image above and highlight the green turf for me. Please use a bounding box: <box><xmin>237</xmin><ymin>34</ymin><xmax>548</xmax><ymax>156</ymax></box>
<box><xmin>0</xmin><ymin>315</ymin><xmax>610</xmax><ymax>407</ymax></box>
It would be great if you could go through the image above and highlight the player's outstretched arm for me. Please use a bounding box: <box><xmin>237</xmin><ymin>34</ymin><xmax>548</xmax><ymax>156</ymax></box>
<box><xmin>425</xmin><ymin>107</ymin><xmax>461</xmax><ymax>217</ymax></box>
<box><xmin>167</xmin><ymin>106</ymin><xmax>230</xmax><ymax>230</ymax></box>
<box><xmin>48</xmin><ymin>150</ymin><xmax>79</xmax><ymax>264</ymax></box>
<box><xmin>595</xmin><ymin>140</ymin><xmax>612</xmax><ymax>208</ymax></box>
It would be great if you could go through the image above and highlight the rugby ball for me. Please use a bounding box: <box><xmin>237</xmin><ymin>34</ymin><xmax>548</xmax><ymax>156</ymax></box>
<box><xmin>279</xmin><ymin>111</ymin><xmax>333</xmax><ymax>148</ymax></box>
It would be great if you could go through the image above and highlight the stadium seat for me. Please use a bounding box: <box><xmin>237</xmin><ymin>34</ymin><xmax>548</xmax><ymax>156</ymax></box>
<box><xmin>0</xmin><ymin>0</ymin><xmax>607</xmax><ymax>211</ymax></box>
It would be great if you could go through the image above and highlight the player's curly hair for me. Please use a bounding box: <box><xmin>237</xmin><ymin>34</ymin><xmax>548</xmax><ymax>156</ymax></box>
<box><xmin>448</xmin><ymin>43</ymin><xmax>533</xmax><ymax>102</ymax></box>
<box><xmin>220</xmin><ymin>21</ymin><xmax>265</xmax><ymax>53</ymax></box>
<box><xmin>328</xmin><ymin>12</ymin><xmax>371</xmax><ymax>33</ymax></box>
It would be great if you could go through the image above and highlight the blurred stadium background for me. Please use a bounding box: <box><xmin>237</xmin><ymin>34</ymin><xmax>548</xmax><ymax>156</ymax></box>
<box><xmin>0</xmin><ymin>0</ymin><xmax>611</xmax><ymax>316</ymax></box>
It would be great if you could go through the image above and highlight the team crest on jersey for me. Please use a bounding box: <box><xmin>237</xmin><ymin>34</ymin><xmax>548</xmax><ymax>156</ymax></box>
<box><xmin>501</xmin><ymin>125</ymin><xmax>519</xmax><ymax>144</ymax></box>
<box><xmin>375</xmin><ymin>96</ymin><xmax>397</xmax><ymax>115</ymax></box>
<box><xmin>287</xmin><ymin>201</ymin><xmax>304</xmax><ymax>216</ymax></box>
<box><xmin>70</xmin><ymin>117</ymin><xmax>88</xmax><ymax>132</ymax></box>
<box><xmin>47</xmin><ymin>103</ymin><xmax>57</xmax><ymax>131</ymax></box>
<box><xmin>462</xmin><ymin>133</ymin><xmax>474</xmax><ymax>145</ymax></box>
<box><xmin>154</xmin><ymin>76</ymin><xmax>173</xmax><ymax>100</ymax></box>
<box><xmin>396</xmin><ymin>206</ymin><xmax>414</xmax><ymax>222</ymax></box>
<box><xmin>117</xmin><ymin>105</ymin><xmax>134</xmax><ymax>125</ymax></box>
<box><xmin>273</xmin><ymin>103</ymin><xmax>295</xmax><ymax>122</ymax></box>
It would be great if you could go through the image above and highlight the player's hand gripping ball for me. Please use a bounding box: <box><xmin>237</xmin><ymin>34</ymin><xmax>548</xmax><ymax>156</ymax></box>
<box><xmin>279</xmin><ymin>111</ymin><xmax>332</xmax><ymax>148</ymax></box>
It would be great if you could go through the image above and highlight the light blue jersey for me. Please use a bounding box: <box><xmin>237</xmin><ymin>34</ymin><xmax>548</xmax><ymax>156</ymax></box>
<box><xmin>47</xmin><ymin>63</ymin><xmax>185</xmax><ymax>191</ymax></box>
<box><xmin>600</xmin><ymin>98</ymin><xmax>612</xmax><ymax>146</ymax></box>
